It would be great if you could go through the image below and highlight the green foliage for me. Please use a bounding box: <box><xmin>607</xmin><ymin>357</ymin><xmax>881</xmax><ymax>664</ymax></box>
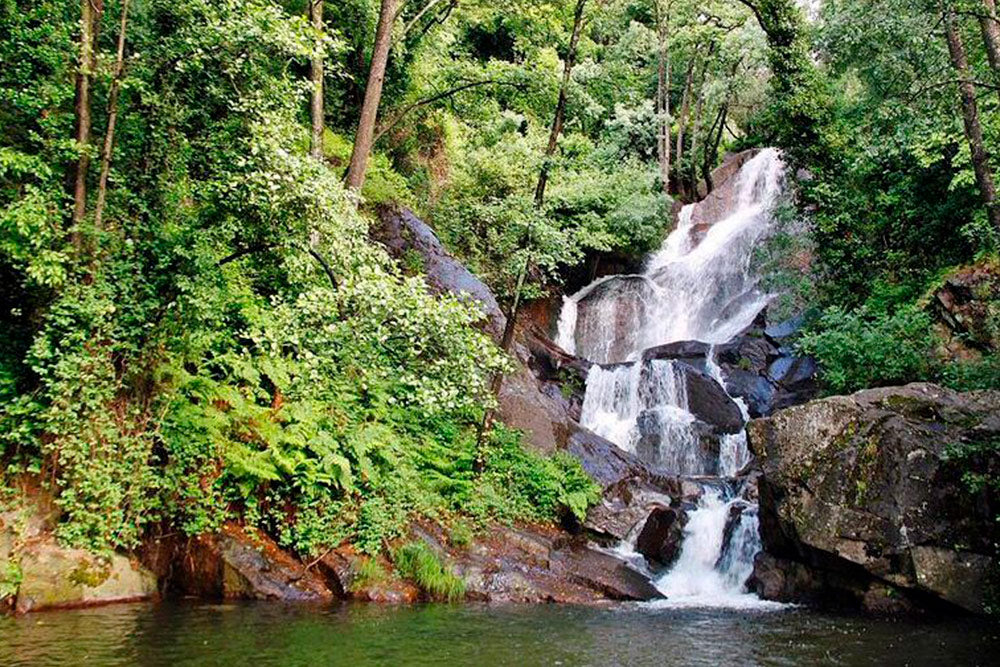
<box><xmin>939</xmin><ymin>355</ymin><xmax>1000</xmax><ymax>392</ymax></box>
<box><xmin>798</xmin><ymin>302</ymin><xmax>937</xmax><ymax>394</ymax></box>
<box><xmin>0</xmin><ymin>559</ymin><xmax>22</xmax><ymax>600</ymax></box>
<box><xmin>467</xmin><ymin>426</ymin><xmax>601</xmax><ymax>525</ymax></box>
<box><xmin>0</xmin><ymin>0</ymin><xmax>607</xmax><ymax>560</ymax></box>
<box><xmin>448</xmin><ymin>519</ymin><xmax>473</xmax><ymax>548</ymax></box>
<box><xmin>392</xmin><ymin>540</ymin><xmax>466</xmax><ymax>601</ymax></box>
<box><xmin>349</xmin><ymin>556</ymin><xmax>388</xmax><ymax>593</ymax></box>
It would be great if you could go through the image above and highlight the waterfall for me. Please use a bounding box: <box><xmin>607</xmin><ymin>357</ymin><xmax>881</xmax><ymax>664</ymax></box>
<box><xmin>559</xmin><ymin>149</ymin><xmax>786</xmax><ymax>608</ymax></box>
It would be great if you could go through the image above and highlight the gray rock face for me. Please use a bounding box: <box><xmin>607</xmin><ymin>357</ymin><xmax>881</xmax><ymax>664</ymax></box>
<box><xmin>374</xmin><ymin>204</ymin><xmax>506</xmax><ymax>339</ymax></box>
<box><xmin>748</xmin><ymin>383</ymin><xmax>1000</xmax><ymax>614</ymax></box>
<box><xmin>14</xmin><ymin>543</ymin><xmax>157</xmax><ymax>614</ymax></box>
<box><xmin>642</xmin><ymin>313</ymin><xmax>819</xmax><ymax>418</ymax></box>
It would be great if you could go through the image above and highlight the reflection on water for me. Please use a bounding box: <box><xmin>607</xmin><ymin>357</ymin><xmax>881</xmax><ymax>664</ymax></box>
<box><xmin>1</xmin><ymin>602</ymin><xmax>997</xmax><ymax>666</ymax></box>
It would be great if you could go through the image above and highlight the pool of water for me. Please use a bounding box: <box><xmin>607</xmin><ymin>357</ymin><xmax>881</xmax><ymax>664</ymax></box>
<box><xmin>1</xmin><ymin>601</ymin><xmax>997</xmax><ymax>666</ymax></box>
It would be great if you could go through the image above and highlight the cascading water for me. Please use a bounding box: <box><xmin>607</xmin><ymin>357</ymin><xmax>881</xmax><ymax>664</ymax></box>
<box><xmin>558</xmin><ymin>148</ymin><xmax>786</xmax><ymax>608</ymax></box>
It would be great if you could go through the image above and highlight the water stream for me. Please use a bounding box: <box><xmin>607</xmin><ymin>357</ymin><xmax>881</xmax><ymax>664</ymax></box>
<box><xmin>557</xmin><ymin>149</ymin><xmax>786</xmax><ymax>607</ymax></box>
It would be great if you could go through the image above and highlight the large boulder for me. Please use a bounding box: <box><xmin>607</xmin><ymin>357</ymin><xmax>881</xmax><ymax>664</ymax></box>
<box><xmin>14</xmin><ymin>542</ymin><xmax>157</xmax><ymax>614</ymax></box>
<box><xmin>374</xmin><ymin>204</ymin><xmax>506</xmax><ymax>339</ymax></box>
<box><xmin>1</xmin><ymin>508</ymin><xmax>157</xmax><ymax>614</ymax></box>
<box><xmin>634</xmin><ymin>507</ymin><xmax>688</xmax><ymax>569</ymax></box>
<box><xmin>572</xmin><ymin>275</ymin><xmax>656</xmax><ymax>364</ymax></box>
<box><xmin>748</xmin><ymin>383</ymin><xmax>1000</xmax><ymax>614</ymax></box>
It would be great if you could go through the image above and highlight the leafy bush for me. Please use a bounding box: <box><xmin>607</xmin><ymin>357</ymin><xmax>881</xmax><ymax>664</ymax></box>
<box><xmin>798</xmin><ymin>304</ymin><xmax>937</xmax><ymax>394</ymax></box>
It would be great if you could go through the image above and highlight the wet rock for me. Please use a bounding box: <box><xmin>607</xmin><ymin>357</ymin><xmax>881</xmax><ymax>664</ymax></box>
<box><xmin>373</xmin><ymin>204</ymin><xmax>506</xmax><ymax>340</ymax></box>
<box><xmin>634</xmin><ymin>411</ymin><xmax>721</xmax><ymax>475</ymax></box>
<box><xmin>150</xmin><ymin>525</ymin><xmax>332</xmax><ymax>602</ymax></box>
<box><xmin>574</xmin><ymin>276</ymin><xmax>655</xmax><ymax>364</ymax></box>
<box><xmin>749</xmin><ymin>383</ymin><xmax>1000</xmax><ymax>614</ymax></box>
<box><xmin>352</xmin><ymin>575</ymin><xmax>421</xmax><ymax>604</ymax></box>
<box><xmin>674</xmin><ymin>361</ymin><xmax>743</xmax><ymax>434</ymax></box>
<box><xmin>642</xmin><ymin>341</ymin><xmax>712</xmax><ymax>363</ymax></box>
<box><xmin>550</xmin><ymin>543</ymin><xmax>664</xmax><ymax>601</ymax></box>
<box><xmin>635</xmin><ymin>507</ymin><xmax>687</xmax><ymax>569</ymax></box>
<box><xmin>567</xmin><ymin>426</ymin><xmax>649</xmax><ymax>489</ymax></box>
<box><xmin>14</xmin><ymin>542</ymin><xmax>156</xmax><ymax>614</ymax></box>
<box><xmin>690</xmin><ymin>149</ymin><xmax>762</xmax><ymax>227</ymax></box>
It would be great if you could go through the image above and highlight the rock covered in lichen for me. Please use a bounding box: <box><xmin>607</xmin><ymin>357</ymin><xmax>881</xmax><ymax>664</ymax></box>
<box><xmin>748</xmin><ymin>383</ymin><xmax>1000</xmax><ymax>614</ymax></box>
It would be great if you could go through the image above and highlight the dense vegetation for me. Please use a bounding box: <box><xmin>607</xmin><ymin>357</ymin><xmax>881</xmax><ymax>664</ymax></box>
<box><xmin>0</xmin><ymin>0</ymin><xmax>997</xmax><ymax>570</ymax></box>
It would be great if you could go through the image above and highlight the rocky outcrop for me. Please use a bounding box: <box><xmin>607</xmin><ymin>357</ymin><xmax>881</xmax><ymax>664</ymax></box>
<box><xmin>644</xmin><ymin>312</ymin><xmax>819</xmax><ymax>418</ymax></box>
<box><xmin>143</xmin><ymin>524</ymin><xmax>333</xmax><ymax>603</ymax></box>
<box><xmin>0</xmin><ymin>511</ymin><xmax>157</xmax><ymax>614</ymax></box>
<box><xmin>373</xmin><ymin>204</ymin><xmax>506</xmax><ymax>340</ymax></box>
<box><xmin>748</xmin><ymin>383</ymin><xmax>1000</xmax><ymax>614</ymax></box>
<box><xmin>928</xmin><ymin>258</ymin><xmax>999</xmax><ymax>355</ymax></box>
<box><xmin>690</xmin><ymin>149</ymin><xmax>762</xmax><ymax>232</ymax></box>
<box><xmin>408</xmin><ymin>521</ymin><xmax>662</xmax><ymax>603</ymax></box>
<box><xmin>13</xmin><ymin>543</ymin><xmax>157</xmax><ymax>614</ymax></box>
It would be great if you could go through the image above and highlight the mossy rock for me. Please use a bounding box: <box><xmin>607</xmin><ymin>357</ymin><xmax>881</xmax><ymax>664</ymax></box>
<box><xmin>14</xmin><ymin>540</ymin><xmax>156</xmax><ymax>613</ymax></box>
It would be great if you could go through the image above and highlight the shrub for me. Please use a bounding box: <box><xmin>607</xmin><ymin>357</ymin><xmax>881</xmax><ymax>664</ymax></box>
<box><xmin>798</xmin><ymin>304</ymin><xmax>937</xmax><ymax>394</ymax></box>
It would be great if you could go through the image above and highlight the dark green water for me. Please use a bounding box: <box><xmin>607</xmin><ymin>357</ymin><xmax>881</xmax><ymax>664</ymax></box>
<box><xmin>1</xmin><ymin>601</ymin><xmax>996</xmax><ymax>666</ymax></box>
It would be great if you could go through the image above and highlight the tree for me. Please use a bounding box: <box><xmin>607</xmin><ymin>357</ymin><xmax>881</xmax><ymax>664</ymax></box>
<box><xmin>944</xmin><ymin>5</ymin><xmax>1000</xmax><ymax>232</ymax></box>
<box><xmin>94</xmin><ymin>0</ymin><xmax>129</xmax><ymax>231</ymax></box>
<box><xmin>346</xmin><ymin>0</ymin><xmax>399</xmax><ymax>191</ymax></box>
<box><xmin>655</xmin><ymin>0</ymin><xmax>673</xmax><ymax>195</ymax></box>
<box><xmin>71</xmin><ymin>0</ymin><xmax>105</xmax><ymax>246</ymax></box>
<box><xmin>534</xmin><ymin>0</ymin><xmax>588</xmax><ymax>207</ymax></box>
<box><xmin>980</xmin><ymin>0</ymin><xmax>1000</xmax><ymax>81</ymax></box>
<box><xmin>310</xmin><ymin>0</ymin><xmax>324</xmax><ymax>160</ymax></box>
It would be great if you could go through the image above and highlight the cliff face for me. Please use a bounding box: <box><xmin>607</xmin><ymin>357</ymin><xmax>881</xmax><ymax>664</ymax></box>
<box><xmin>748</xmin><ymin>383</ymin><xmax>1000</xmax><ymax>614</ymax></box>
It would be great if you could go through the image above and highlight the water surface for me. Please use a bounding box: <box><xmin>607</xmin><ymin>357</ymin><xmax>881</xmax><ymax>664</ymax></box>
<box><xmin>1</xmin><ymin>601</ymin><xmax>996</xmax><ymax>666</ymax></box>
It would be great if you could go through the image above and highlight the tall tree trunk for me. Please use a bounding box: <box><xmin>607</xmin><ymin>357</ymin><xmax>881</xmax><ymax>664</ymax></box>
<box><xmin>345</xmin><ymin>0</ymin><xmax>398</xmax><ymax>192</ymax></box>
<box><xmin>71</xmin><ymin>0</ymin><xmax>104</xmax><ymax>246</ymax></box>
<box><xmin>534</xmin><ymin>0</ymin><xmax>587</xmax><ymax>207</ymax></box>
<box><xmin>310</xmin><ymin>0</ymin><xmax>324</xmax><ymax>160</ymax></box>
<box><xmin>945</xmin><ymin>8</ymin><xmax>1000</xmax><ymax>233</ymax></box>
<box><xmin>674</xmin><ymin>56</ymin><xmax>695</xmax><ymax>198</ymax></box>
<box><xmin>656</xmin><ymin>0</ymin><xmax>671</xmax><ymax>195</ymax></box>
<box><xmin>702</xmin><ymin>101</ymin><xmax>727</xmax><ymax>194</ymax></box>
<box><xmin>94</xmin><ymin>0</ymin><xmax>128</xmax><ymax>232</ymax></box>
<box><xmin>688</xmin><ymin>49</ymin><xmax>712</xmax><ymax>197</ymax></box>
<box><xmin>981</xmin><ymin>0</ymin><xmax>1000</xmax><ymax>100</ymax></box>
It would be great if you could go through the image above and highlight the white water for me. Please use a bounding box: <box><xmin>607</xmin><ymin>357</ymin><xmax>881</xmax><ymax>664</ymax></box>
<box><xmin>560</xmin><ymin>149</ymin><xmax>786</xmax><ymax>608</ymax></box>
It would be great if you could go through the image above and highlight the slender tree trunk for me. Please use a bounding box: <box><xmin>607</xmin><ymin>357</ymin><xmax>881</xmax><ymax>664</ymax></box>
<box><xmin>674</xmin><ymin>56</ymin><xmax>695</xmax><ymax>198</ymax></box>
<box><xmin>346</xmin><ymin>0</ymin><xmax>398</xmax><ymax>192</ymax></box>
<box><xmin>94</xmin><ymin>0</ymin><xmax>129</xmax><ymax>232</ymax></box>
<box><xmin>656</xmin><ymin>0</ymin><xmax>671</xmax><ymax>195</ymax></box>
<box><xmin>534</xmin><ymin>0</ymin><xmax>587</xmax><ymax>207</ymax></box>
<box><xmin>945</xmin><ymin>8</ymin><xmax>1000</xmax><ymax>233</ymax></box>
<box><xmin>71</xmin><ymin>0</ymin><xmax>104</xmax><ymax>245</ymax></box>
<box><xmin>310</xmin><ymin>0</ymin><xmax>324</xmax><ymax>160</ymax></box>
<box><xmin>980</xmin><ymin>0</ymin><xmax>1000</xmax><ymax>100</ymax></box>
<box><xmin>702</xmin><ymin>102</ymin><xmax>726</xmax><ymax>193</ymax></box>
<box><xmin>688</xmin><ymin>55</ymin><xmax>711</xmax><ymax>197</ymax></box>
<box><xmin>477</xmin><ymin>0</ymin><xmax>588</xmax><ymax>468</ymax></box>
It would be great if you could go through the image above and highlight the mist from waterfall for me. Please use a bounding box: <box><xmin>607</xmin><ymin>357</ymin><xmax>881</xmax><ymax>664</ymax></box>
<box><xmin>559</xmin><ymin>149</ymin><xmax>786</xmax><ymax>608</ymax></box>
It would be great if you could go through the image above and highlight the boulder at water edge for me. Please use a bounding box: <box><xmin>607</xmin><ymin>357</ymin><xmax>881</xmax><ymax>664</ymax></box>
<box><xmin>748</xmin><ymin>383</ymin><xmax>1000</xmax><ymax>614</ymax></box>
